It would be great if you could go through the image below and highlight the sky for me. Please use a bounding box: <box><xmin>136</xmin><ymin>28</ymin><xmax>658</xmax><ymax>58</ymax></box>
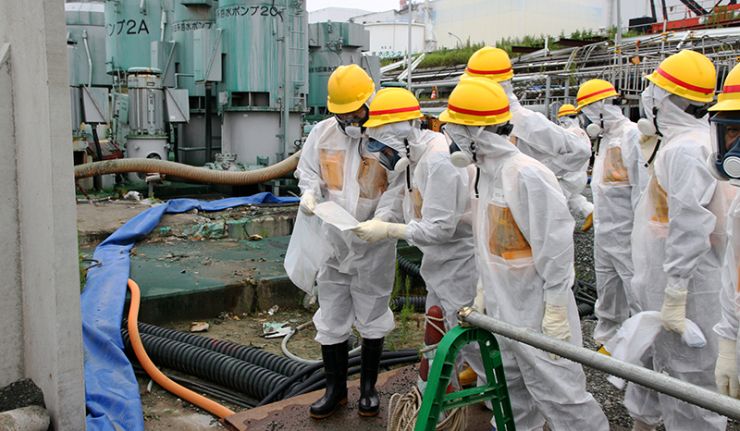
<box><xmin>305</xmin><ymin>0</ymin><xmax>401</xmax><ymax>13</ymax></box>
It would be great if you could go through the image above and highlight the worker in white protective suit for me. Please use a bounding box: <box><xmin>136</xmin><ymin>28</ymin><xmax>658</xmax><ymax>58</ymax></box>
<box><xmin>711</xmin><ymin>63</ymin><xmax>740</xmax><ymax>401</ymax></box>
<box><xmin>556</xmin><ymin>104</ymin><xmax>595</xmax><ymax>230</ymax></box>
<box><xmin>464</xmin><ymin>47</ymin><xmax>593</xmax><ymax>230</ymax></box>
<box><xmin>440</xmin><ymin>77</ymin><xmax>609</xmax><ymax>431</ymax></box>
<box><xmin>627</xmin><ymin>50</ymin><xmax>735</xmax><ymax>431</ymax></box>
<box><xmin>576</xmin><ymin>80</ymin><xmax>649</xmax><ymax>349</ymax></box>
<box><xmin>350</xmin><ymin>87</ymin><xmax>483</xmax><ymax>388</ymax></box>
<box><xmin>295</xmin><ymin>65</ymin><xmax>404</xmax><ymax>419</ymax></box>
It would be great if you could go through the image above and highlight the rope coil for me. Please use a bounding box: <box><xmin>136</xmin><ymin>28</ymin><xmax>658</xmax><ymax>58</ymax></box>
<box><xmin>387</xmin><ymin>386</ymin><xmax>467</xmax><ymax>431</ymax></box>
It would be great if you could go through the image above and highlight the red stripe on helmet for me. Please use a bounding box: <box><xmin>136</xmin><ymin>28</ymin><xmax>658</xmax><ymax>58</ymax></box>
<box><xmin>657</xmin><ymin>67</ymin><xmax>714</xmax><ymax>94</ymax></box>
<box><xmin>723</xmin><ymin>84</ymin><xmax>740</xmax><ymax>94</ymax></box>
<box><xmin>466</xmin><ymin>67</ymin><xmax>512</xmax><ymax>76</ymax></box>
<box><xmin>577</xmin><ymin>87</ymin><xmax>616</xmax><ymax>102</ymax></box>
<box><xmin>369</xmin><ymin>106</ymin><xmax>420</xmax><ymax>116</ymax></box>
<box><xmin>448</xmin><ymin>103</ymin><xmax>510</xmax><ymax>116</ymax></box>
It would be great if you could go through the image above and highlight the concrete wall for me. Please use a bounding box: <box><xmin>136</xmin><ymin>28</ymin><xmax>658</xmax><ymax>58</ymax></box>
<box><xmin>0</xmin><ymin>1</ymin><xmax>86</xmax><ymax>430</ymax></box>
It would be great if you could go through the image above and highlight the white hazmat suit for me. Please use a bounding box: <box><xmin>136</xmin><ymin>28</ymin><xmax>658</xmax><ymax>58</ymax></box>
<box><xmin>501</xmin><ymin>80</ymin><xmax>592</xmax><ymax>178</ymax></box>
<box><xmin>354</xmin><ymin>121</ymin><xmax>483</xmax><ymax>386</ymax></box>
<box><xmin>580</xmin><ymin>101</ymin><xmax>649</xmax><ymax>345</ymax></box>
<box><xmin>445</xmin><ymin>123</ymin><xmax>610</xmax><ymax>431</ymax></box>
<box><xmin>556</xmin><ymin>115</ymin><xmax>595</xmax><ymax>218</ymax></box>
<box><xmin>627</xmin><ymin>84</ymin><xmax>735</xmax><ymax>430</ymax></box>
<box><xmin>363</xmin><ymin>122</ymin><xmax>479</xmax><ymax>335</ymax></box>
<box><xmin>296</xmin><ymin>117</ymin><xmax>404</xmax><ymax>345</ymax></box>
<box><xmin>713</xmin><ymin>193</ymin><xmax>740</xmax><ymax>398</ymax></box>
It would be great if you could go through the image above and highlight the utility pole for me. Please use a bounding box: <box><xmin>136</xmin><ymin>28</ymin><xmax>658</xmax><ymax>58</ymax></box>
<box><xmin>407</xmin><ymin>0</ymin><xmax>413</xmax><ymax>91</ymax></box>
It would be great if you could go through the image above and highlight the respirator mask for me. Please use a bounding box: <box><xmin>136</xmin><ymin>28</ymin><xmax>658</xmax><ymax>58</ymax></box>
<box><xmin>335</xmin><ymin>105</ymin><xmax>370</xmax><ymax>139</ymax></box>
<box><xmin>365</xmin><ymin>121</ymin><xmax>413</xmax><ymax>172</ymax></box>
<box><xmin>709</xmin><ymin>111</ymin><xmax>740</xmax><ymax>181</ymax></box>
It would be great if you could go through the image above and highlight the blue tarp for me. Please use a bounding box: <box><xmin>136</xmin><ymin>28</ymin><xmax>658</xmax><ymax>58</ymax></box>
<box><xmin>80</xmin><ymin>193</ymin><xmax>299</xmax><ymax>431</ymax></box>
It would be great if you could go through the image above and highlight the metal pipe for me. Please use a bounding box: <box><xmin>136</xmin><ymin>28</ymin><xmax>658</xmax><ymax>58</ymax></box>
<box><xmin>407</xmin><ymin>1</ymin><xmax>413</xmax><ymax>91</ymax></box>
<box><xmin>545</xmin><ymin>75</ymin><xmax>551</xmax><ymax>119</ymax></box>
<box><xmin>282</xmin><ymin>5</ymin><xmax>291</xmax><ymax>160</ymax></box>
<box><xmin>205</xmin><ymin>83</ymin><xmax>212</xmax><ymax>163</ymax></box>
<box><xmin>459</xmin><ymin>310</ymin><xmax>740</xmax><ymax>421</ymax></box>
<box><xmin>82</xmin><ymin>29</ymin><xmax>92</xmax><ymax>88</ymax></box>
<box><xmin>160</xmin><ymin>9</ymin><xmax>166</xmax><ymax>42</ymax></box>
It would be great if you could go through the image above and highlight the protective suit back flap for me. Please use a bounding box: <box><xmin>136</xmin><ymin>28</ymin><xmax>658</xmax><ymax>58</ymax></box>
<box><xmin>284</xmin><ymin>211</ymin><xmax>333</xmax><ymax>293</ymax></box>
<box><xmin>604</xmin><ymin>311</ymin><xmax>706</xmax><ymax>389</ymax></box>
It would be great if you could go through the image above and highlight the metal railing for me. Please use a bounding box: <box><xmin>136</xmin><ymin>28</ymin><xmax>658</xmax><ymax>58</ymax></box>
<box><xmin>459</xmin><ymin>309</ymin><xmax>740</xmax><ymax>422</ymax></box>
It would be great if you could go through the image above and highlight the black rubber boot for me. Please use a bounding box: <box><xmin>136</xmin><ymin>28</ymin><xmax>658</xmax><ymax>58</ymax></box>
<box><xmin>310</xmin><ymin>341</ymin><xmax>348</xmax><ymax>419</ymax></box>
<box><xmin>358</xmin><ymin>337</ymin><xmax>384</xmax><ymax>417</ymax></box>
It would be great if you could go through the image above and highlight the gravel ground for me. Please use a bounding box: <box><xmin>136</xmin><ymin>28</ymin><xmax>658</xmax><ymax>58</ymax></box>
<box><xmin>572</xmin><ymin>185</ymin><xmax>740</xmax><ymax>431</ymax></box>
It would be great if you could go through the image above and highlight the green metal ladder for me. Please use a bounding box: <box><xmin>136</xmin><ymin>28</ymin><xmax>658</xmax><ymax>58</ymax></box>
<box><xmin>414</xmin><ymin>326</ymin><xmax>516</xmax><ymax>431</ymax></box>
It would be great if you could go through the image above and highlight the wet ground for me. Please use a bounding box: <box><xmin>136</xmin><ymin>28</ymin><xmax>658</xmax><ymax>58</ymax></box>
<box><xmin>70</xmin><ymin>186</ymin><xmax>740</xmax><ymax>431</ymax></box>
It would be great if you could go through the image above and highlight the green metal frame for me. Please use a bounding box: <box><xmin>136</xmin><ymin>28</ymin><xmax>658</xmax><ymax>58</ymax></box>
<box><xmin>414</xmin><ymin>326</ymin><xmax>516</xmax><ymax>431</ymax></box>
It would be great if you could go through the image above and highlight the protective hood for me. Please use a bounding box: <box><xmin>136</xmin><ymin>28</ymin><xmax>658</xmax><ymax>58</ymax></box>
<box><xmin>444</xmin><ymin>123</ymin><xmax>517</xmax><ymax>167</ymax></box>
<box><xmin>642</xmin><ymin>83</ymin><xmax>710</xmax><ymax>142</ymax></box>
<box><xmin>579</xmin><ymin>99</ymin><xmax>628</xmax><ymax>134</ymax></box>
<box><xmin>366</xmin><ymin>120</ymin><xmax>425</xmax><ymax>171</ymax></box>
<box><xmin>499</xmin><ymin>79</ymin><xmax>521</xmax><ymax>109</ymax></box>
<box><xmin>558</xmin><ymin>116</ymin><xmax>580</xmax><ymax>129</ymax></box>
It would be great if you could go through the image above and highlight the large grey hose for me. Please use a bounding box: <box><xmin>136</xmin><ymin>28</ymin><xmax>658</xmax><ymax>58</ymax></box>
<box><xmin>74</xmin><ymin>151</ymin><xmax>301</xmax><ymax>186</ymax></box>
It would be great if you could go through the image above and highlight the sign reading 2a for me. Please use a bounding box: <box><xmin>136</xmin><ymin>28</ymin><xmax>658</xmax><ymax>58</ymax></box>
<box><xmin>107</xmin><ymin>19</ymin><xmax>150</xmax><ymax>36</ymax></box>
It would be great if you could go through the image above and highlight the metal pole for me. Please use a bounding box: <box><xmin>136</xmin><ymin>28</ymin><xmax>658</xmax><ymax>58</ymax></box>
<box><xmin>205</xmin><ymin>83</ymin><xmax>212</xmax><ymax>163</ymax></box>
<box><xmin>282</xmin><ymin>6</ymin><xmax>291</xmax><ymax>161</ymax></box>
<box><xmin>448</xmin><ymin>32</ymin><xmax>462</xmax><ymax>49</ymax></box>
<box><xmin>545</xmin><ymin>75</ymin><xmax>551</xmax><ymax>120</ymax></box>
<box><xmin>407</xmin><ymin>1</ymin><xmax>413</xmax><ymax>91</ymax></box>
<box><xmin>459</xmin><ymin>310</ymin><xmax>740</xmax><ymax>421</ymax></box>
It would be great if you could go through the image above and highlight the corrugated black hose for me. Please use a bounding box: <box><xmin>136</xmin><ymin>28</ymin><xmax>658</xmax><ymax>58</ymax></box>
<box><xmin>391</xmin><ymin>296</ymin><xmax>426</xmax><ymax>312</ymax></box>
<box><xmin>123</xmin><ymin>318</ymin><xmax>306</xmax><ymax>377</ymax></box>
<box><xmin>121</xmin><ymin>328</ymin><xmax>303</xmax><ymax>401</ymax></box>
<box><xmin>396</xmin><ymin>254</ymin><xmax>422</xmax><ymax>281</ymax></box>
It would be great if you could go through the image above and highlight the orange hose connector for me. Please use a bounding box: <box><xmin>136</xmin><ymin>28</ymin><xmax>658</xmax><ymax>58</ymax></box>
<box><xmin>75</xmin><ymin>151</ymin><xmax>301</xmax><ymax>186</ymax></box>
<box><xmin>126</xmin><ymin>279</ymin><xmax>235</xmax><ymax>419</ymax></box>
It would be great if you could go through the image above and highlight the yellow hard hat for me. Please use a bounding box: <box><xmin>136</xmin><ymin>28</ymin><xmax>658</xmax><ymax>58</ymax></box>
<box><xmin>326</xmin><ymin>65</ymin><xmax>375</xmax><ymax>114</ymax></box>
<box><xmin>645</xmin><ymin>50</ymin><xmax>716</xmax><ymax>103</ymax></box>
<box><xmin>363</xmin><ymin>88</ymin><xmax>424</xmax><ymax>128</ymax></box>
<box><xmin>709</xmin><ymin>63</ymin><xmax>740</xmax><ymax>111</ymax></box>
<box><xmin>465</xmin><ymin>47</ymin><xmax>514</xmax><ymax>82</ymax></box>
<box><xmin>557</xmin><ymin>104</ymin><xmax>578</xmax><ymax>118</ymax></box>
<box><xmin>576</xmin><ymin>79</ymin><xmax>618</xmax><ymax>109</ymax></box>
<box><xmin>439</xmin><ymin>78</ymin><xmax>512</xmax><ymax>126</ymax></box>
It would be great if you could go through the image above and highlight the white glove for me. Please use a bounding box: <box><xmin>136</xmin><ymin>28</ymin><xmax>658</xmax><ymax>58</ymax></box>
<box><xmin>661</xmin><ymin>283</ymin><xmax>688</xmax><ymax>334</ymax></box>
<box><xmin>472</xmin><ymin>280</ymin><xmax>485</xmax><ymax>314</ymax></box>
<box><xmin>542</xmin><ymin>303</ymin><xmax>571</xmax><ymax>360</ymax></box>
<box><xmin>716</xmin><ymin>338</ymin><xmax>740</xmax><ymax>398</ymax></box>
<box><xmin>351</xmin><ymin>220</ymin><xmax>406</xmax><ymax>243</ymax></box>
<box><xmin>299</xmin><ymin>191</ymin><xmax>316</xmax><ymax>216</ymax></box>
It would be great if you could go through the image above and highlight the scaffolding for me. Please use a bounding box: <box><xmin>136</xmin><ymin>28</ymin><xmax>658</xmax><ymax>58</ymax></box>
<box><xmin>385</xmin><ymin>27</ymin><xmax>740</xmax><ymax>119</ymax></box>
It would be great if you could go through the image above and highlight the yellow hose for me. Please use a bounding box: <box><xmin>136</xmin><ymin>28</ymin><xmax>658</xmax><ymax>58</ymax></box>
<box><xmin>74</xmin><ymin>151</ymin><xmax>301</xmax><ymax>186</ymax></box>
<box><xmin>126</xmin><ymin>279</ymin><xmax>235</xmax><ymax>419</ymax></box>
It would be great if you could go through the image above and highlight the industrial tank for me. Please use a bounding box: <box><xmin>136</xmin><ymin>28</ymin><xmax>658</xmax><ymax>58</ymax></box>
<box><xmin>214</xmin><ymin>0</ymin><xmax>308</xmax><ymax>167</ymax></box>
<box><xmin>66</xmin><ymin>1</ymin><xmax>112</xmax><ymax>87</ymax></box>
<box><xmin>307</xmin><ymin>21</ymin><xmax>380</xmax><ymax>120</ymax></box>
<box><xmin>105</xmin><ymin>0</ymin><xmax>169</xmax><ymax>74</ymax></box>
<box><xmin>171</xmin><ymin>1</ymin><xmax>217</xmax><ymax>165</ymax></box>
